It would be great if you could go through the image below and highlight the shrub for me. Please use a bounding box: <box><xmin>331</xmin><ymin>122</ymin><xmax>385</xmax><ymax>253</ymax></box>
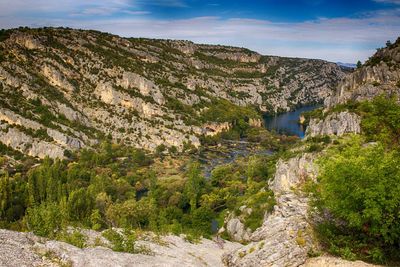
<box><xmin>312</xmin><ymin>136</ymin><xmax>400</xmax><ymax>263</ymax></box>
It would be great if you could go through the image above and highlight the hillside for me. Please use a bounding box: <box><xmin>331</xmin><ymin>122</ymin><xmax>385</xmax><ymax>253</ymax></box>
<box><xmin>0</xmin><ymin>27</ymin><xmax>344</xmax><ymax>159</ymax></box>
<box><xmin>3</xmin><ymin>27</ymin><xmax>400</xmax><ymax>267</ymax></box>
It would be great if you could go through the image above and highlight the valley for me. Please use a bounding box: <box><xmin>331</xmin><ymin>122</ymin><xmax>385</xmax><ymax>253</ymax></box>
<box><xmin>0</xmin><ymin>27</ymin><xmax>400</xmax><ymax>267</ymax></box>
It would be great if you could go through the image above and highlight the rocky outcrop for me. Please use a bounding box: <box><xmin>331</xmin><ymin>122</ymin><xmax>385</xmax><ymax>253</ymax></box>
<box><xmin>303</xmin><ymin>256</ymin><xmax>380</xmax><ymax>267</ymax></box>
<box><xmin>0</xmin><ymin>229</ymin><xmax>241</xmax><ymax>267</ymax></box>
<box><xmin>225</xmin><ymin>217</ymin><xmax>251</xmax><ymax>243</ymax></box>
<box><xmin>305</xmin><ymin>111</ymin><xmax>361</xmax><ymax>137</ymax></box>
<box><xmin>326</xmin><ymin>38</ymin><xmax>400</xmax><ymax>108</ymax></box>
<box><xmin>0</xmin><ymin>126</ymin><xmax>65</xmax><ymax>159</ymax></box>
<box><xmin>223</xmin><ymin>153</ymin><xmax>318</xmax><ymax>267</ymax></box>
<box><xmin>248</xmin><ymin>118</ymin><xmax>263</xmax><ymax>128</ymax></box>
<box><xmin>203</xmin><ymin>122</ymin><xmax>232</xmax><ymax>136</ymax></box>
<box><xmin>42</xmin><ymin>64</ymin><xmax>75</xmax><ymax>93</ymax></box>
<box><xmin>0</xmin><ymin>108</ymin><xmax>87</xmax><ymax>158</ymax></box>
<box><xmin>118</xmin><ymin>72</ymin><xmax>165</xmax><ymax>105</ymax></box>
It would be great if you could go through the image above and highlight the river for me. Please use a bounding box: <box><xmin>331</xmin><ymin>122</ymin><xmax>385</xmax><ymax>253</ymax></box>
<box><xmin>199</xmin><ymin>105</ymin><xmax>319</xmax><ymax>178</ymax></box>
<box><xmin>263</xmin><ymin>105</ymin><xmax>319</xmax><ymax>138</ymax></box>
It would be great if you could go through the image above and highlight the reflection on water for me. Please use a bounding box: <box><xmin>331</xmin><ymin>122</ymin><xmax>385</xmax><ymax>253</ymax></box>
<box><xmin>263</xmin><ymin>105</ymin><xmax>319</xmax><ymax>138</ymax></box>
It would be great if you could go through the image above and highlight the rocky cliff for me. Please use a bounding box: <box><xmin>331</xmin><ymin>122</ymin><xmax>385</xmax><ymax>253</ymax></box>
<box><xmin>306</xmin><ymin>111</ymin><xmax>361</xmax><ymax>137</ymax></box>
<box><xmin>0</xmin><ymin>27</ymin><xmax>344</xmax><ymax>159</ymax></box>
<box><xmin>223</xmin><ymin>153</ymin><xmax>318</xmax><ymax>267</ymax></box>
<box><xmin>326</xmin><ymin>37</ymin><xmax>400</xmax><ymax>108</ymax></box>
<box><xmin>306</xmin><ymin>38</ymin><xmax>400</xmax><ymax>139</ymax></box>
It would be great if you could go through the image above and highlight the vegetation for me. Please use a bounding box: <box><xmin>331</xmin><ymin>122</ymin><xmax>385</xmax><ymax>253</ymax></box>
<box><xmin>307</xmin><ymin>96</ymin><xmax>400</xmax><ymax>264</ymax></box>
<box><xmin>0</xmin><ymin>139</ymin><xmax>276</xmax><ymax>245</ymax></box>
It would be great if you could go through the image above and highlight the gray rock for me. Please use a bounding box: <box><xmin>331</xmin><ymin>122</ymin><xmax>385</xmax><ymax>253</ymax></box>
<box><xmin>0</xmin><ymin>229</ymin><xmax>241</xmax><ymax>267</ymax></box>
<box><xmin>306</xmin><ymin>111</ymin><xmax>361</xmax><ymax>137</ymax></box>
<box><xmin>223</xmin><ymin>153</ymin><xmax>318</xmax><ymax>267</ymax></box>
<box><xmin>226</xmin><ymin>217</ymin><xmax>252</xmax><ymax>243</ymax></box>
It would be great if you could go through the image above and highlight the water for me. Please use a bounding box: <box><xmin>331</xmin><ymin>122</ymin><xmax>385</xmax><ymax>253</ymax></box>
<box><xmin>198</xmin><ymin>140</ymin><xmax>273</xmax><ymax>178</ymax></box>
<box><xmin>263</xmin><ymin>105</ymin><xmax>320</xmax><ymax>138</ymax></box>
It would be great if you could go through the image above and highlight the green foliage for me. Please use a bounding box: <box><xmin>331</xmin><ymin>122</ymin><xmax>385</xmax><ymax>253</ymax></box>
<box><xmin>0</xmin><ymin>29</ymin><xmax>11</xmax><ymax>42</ymax></box>
<box><xmin>25</xmin><ymin>202</ymin><xmax>64</xmax><ymax>237</ymax></box>
<box><xmin>0</xmin><ymin>136</ymin><xmax>276</xmax><ymax>243</ymax></box>
<box><xmin>184</xmin><ymin>162</ymin><xmax>205</xmax><ymax>212</ymax></box>
<box><xmin>102</xmin><ymin>229</ymin><xmax>137</xmax><ymax>253</ymax></box>
<box><xmin>201</xmin><ymin>99</ymin><xmax>259</xmax><ymax>124</ymax></box>
<box><xmin>311</xmin><ymin>136</ymin><xmax>400</xmax><ymax>263</ymax></box>
<box><xmin>57</xmin><ymin>230</ymin><xmax>87</xmax><ymax>248</ymax></box>
<box><xmin>300</xmin><ymin>108</ymin><xmax>323</xmax><ymax>126</ymax></box>
<box><xmin>358</xmin><ymin>96</ymin><xmax>400</xmax><ymax>146</ymax></box>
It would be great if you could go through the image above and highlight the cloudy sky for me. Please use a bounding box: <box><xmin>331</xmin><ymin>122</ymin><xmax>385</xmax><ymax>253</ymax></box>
<box><xmin>0</xmin><ymin>0</ymin><xmax>399</xmax><ymax>63</ymax></box>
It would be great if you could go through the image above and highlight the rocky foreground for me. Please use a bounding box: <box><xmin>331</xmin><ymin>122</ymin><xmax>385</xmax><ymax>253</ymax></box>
<box><xmin>0</xmin><ymin>228</ymin><xmax>379</xmax><ymax>267</ymax></box>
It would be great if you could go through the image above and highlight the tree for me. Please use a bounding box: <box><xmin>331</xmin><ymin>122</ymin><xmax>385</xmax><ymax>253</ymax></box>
<box><xmin>356</xmin><ymin>60</ymin><xmax>362</xmax><ymax>69</ymax></box>
<box><xmin>25</xmin><ymin>202</ymin><xmax>63</xmax><ymax>237</ymax></box>
<box><xmin>386</xmin><ymin>40</ymin><xmax>392</xmax><ymax>47</ymax></box>
<box><xmin>184</xmin><ymin>162</ymin><xmax>205</xmax><ymax>212</ymax></box>
<box><xmin>314</xmin><ymin>137</ymin><xmax>400</xmax><ymax>261</ymax></box>
<box><xmin>0</xmin><ymin>173</ymin><xmax>11</xmax><ymax>218</ymax></box>
<box><xmin>67</xmin><ymin>188</ymin><xmax>94</xmax><ymax>222</ymax></box>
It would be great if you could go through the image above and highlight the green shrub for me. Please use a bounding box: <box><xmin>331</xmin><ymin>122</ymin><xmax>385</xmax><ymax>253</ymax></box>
<box><xmin>57</xmin><ymin>230</ymin><xmax>87</xmax><ymax>248</ymax></box>
<box><xmin>25</xmin><ymin>202</ymin><xmax>63</xmax><ymax>237</ymax></box>
<box><xmin>312</xmin><ymin>136</ymin><xmax>400</xmax><ymax>263</ymax></box>
<box><xmin>102</xmin><ymin>229</ymin><xmax>136</xmax><ymax>253</ymax></box>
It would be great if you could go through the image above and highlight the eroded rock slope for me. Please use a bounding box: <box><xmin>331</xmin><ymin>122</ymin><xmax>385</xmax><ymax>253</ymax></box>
<box><xmin>0</xmin><ymin>28</ymin><xmax>345</xmax><ymax>159</ymax></box>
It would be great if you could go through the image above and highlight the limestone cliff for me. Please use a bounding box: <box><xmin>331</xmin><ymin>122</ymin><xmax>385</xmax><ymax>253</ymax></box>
<box><xmin>307</xmin><ymin>38</ymin><xmax>400</xmax><ymax>139</ymax></box>
<box><xmin>0</xmin><ymin>28</ymin><xmax>344</xmax><ymax>159</ymax></box>
<box><xmin>223</xmin><ymin>153</ymin><xmax>318</xmax><ymax>267</ymax></box>
<box><xmin>306</xmin><ymin>111</ymin><xmax>361</xmax><ymax>137</ymax></box>
<box><xmin>326</xmin><ymin>37</ymin><xmax>400</xmax><ymax>108</ymax></box>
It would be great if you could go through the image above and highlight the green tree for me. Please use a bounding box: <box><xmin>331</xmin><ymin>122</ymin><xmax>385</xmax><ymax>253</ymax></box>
<box><xmin>184</xmin><ymin>162</ymin><xmax>205</xmax><ymax>212</ymax></box>
<box><xmin>25</xmin><ymin>202</ymin><xmax>63</xmax><ymax>237</ymax></box>
<box><xmin>356</xmin><ymin>60</ymin><xmax>362</xmax><ymax>69</ymax></box>
<box><xmin>0</xmin><ymin>173</ymin><xmax>11</xmax><ymax>219</ymax></box>
<box><xmin>67</xmin><ymin>188</ymin><xmax>94</xmax><ymax>222</ymax></box>
<box><xmin>314</xmin><ymin>137</ymin><xmax>400</xmax><ymax>261</ymax></box>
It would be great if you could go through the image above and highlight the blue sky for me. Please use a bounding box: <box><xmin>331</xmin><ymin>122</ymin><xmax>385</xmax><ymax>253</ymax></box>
<box><xmin>1</xmin><ymin>0</ymin><xmax>399</xmax><ymax>62</ymax></box>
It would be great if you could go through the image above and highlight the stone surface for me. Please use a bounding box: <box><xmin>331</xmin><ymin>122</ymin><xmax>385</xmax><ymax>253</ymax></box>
<box><xmin>0</xmin><ymin>229</ymin><xmax>240</xmax><ymax>267</ymax></box>
<box><xmin>303</xmin><ymin>256</ymin><xmax>381</xmax><ymax>267</ymax></box>
<box><xmin>225</xmin><ymin>216</ymin><xmax>252</xmax><ymax>243</ymax></box>
<box><xmin>0</xmin><ymin>28</ymin><xmax>344</xmax><ymax>159</ymax></box>
<box><xmin>325</xmin><ymin>39</ymin><xmax>400</xmax><ymax>108</ymax></box>
<box><xmin>223</xmin><ymin>153</ymin><xmax>318</xmax><ymax>267</ymax></box>
<box><xmin>306</xmin><ymin>111</ymin><xmax>361</xmax><ymax>137</ymax></box>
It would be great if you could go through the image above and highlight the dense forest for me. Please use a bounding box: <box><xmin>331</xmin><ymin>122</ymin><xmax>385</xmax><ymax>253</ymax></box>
<box><xmin>0</xmin><ymin>126</ymin><xmax>284</xmax><ymax>248</ymax></box>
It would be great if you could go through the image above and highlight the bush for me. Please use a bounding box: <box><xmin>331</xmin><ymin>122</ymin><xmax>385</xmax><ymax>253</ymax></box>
<box><xmin>102</xmin><ymin>229</ymin><xmax>136</xmax><ymax>253</ymax></box>
<box><xmin>25</xmin><ymin>202</ymin><xmax>63</xmax><ymax>237</ymax></box>
<box><xmin>359</xmin><ymin>96</ymin><xmax>400</xmax><ymax>146</ymax></box>
<box><xmin>57</xmin><ymin>230</ymin><xmax>87</xmax><ymax>248</ymax></box>
<box><xmin>312</xmin><ymin>136</ymin><xmax>400</xmax><ymax>263</ymax></box>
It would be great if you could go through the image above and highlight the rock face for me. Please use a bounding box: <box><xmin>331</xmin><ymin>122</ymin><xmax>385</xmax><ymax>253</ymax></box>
<box><xmin>225</xmin><ymin>215</ymin><xmax>252</xmax><ymax>243</ymax></box>
<box><xmin>203</xmin><ymin>122</ymin><xmax>232</xmax><ymax>136</ymax></box>
<box><xmin>223</xmin><ymin>153</ymin><xmax>318</xmax><ymax>267</ymax></box>
<box><xmin>306</xmin><ymin>111</ymin><xmax>361</xmax><ymax>137</ymax></box>
<box><xmin>326</xmin><ymin>38</ymin><xmax>400</xmax><ymax>108</ymax></box>
<box><xmin>303</xmin><ymin>256</ymin><xmax>381</xmax><ymax>267</ymax></box>
<box><xmin>0</xmin><ymin>229</ymin><xmax>241</xmax><ymax>267</ymax></box>
<box><xmin>0</xmin><ymin>28</ymin><xmax>344</xmax><ymax>159</ymax></box>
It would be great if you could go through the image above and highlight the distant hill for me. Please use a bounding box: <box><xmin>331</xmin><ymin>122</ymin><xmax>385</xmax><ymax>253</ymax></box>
<box><xmin>336</xmin><ymin>62</ymin><xmax>356</xmax><ymax>69</ymax></box>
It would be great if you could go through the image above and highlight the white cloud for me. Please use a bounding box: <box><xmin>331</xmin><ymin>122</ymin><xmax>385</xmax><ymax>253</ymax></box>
<box><xmin>0</xmin><ymin>1</ymin><xmax>399</xmax><ymax>62</ymax></box>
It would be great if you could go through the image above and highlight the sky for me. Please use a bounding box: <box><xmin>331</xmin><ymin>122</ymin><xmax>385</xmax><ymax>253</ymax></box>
<box><xmin>0</xmin><ymin>0</ymin><xmax>399</xmax><ymax>63</ymax></box>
